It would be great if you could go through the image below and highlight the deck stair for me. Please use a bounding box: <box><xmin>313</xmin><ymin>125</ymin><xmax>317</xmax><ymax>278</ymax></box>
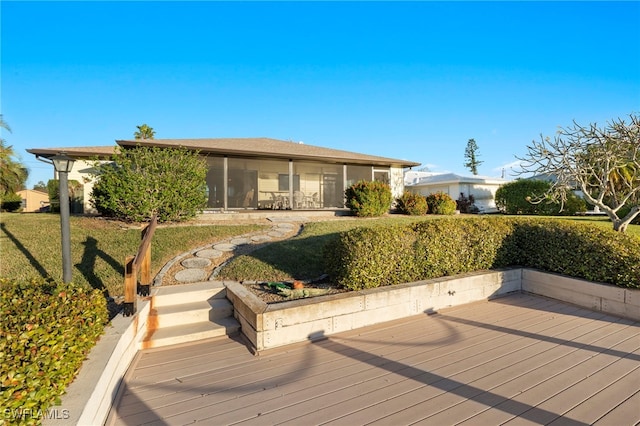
<box><xmin>141</xmin><ymin>281</ymin><xmax>240</xmax><ymax>349</ymax></box>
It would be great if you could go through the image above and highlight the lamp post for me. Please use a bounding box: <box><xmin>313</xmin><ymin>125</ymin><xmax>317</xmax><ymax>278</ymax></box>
<box><xmin>51</xmin><ymin>153</ymin><xmax>75</xmax><ymax>283</ymax></box>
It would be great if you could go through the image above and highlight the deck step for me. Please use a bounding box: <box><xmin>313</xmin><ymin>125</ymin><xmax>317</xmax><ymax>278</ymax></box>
<box><xmin>141</xmin><ymin>317</ymin><xmax>240</xmax><ymax>349</ymax></box>
<box><xmin>151</xmin><ymin>281</ymin><xmax>227</xmax><ymax>307</ymax></box>
<box><xmin>151</xmin><ymin>298</ymin><xmax>234</xmax><ymax>328</ymax></box>
<box><xmin>143</xmin><ymin>281</ymin><xmax>240</xmax><ymax>349</ymax></box>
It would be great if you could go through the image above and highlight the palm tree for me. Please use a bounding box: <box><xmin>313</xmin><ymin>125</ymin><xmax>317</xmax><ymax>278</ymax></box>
<box><xmin>0</xmin><ymin>116</ymin><xmax>28</xmax><ymax>197</ymax></box>
<box><xmin>134</xmin><ymin>124</ymin><xmax>156</xmax><ymax>140</ymax></box>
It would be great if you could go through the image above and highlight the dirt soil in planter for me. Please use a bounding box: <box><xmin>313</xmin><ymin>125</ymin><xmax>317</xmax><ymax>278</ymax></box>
<box><xmin>244</xmin><ymin>280</ymin><xmax>350</xmax><ymax>304</ymax></box>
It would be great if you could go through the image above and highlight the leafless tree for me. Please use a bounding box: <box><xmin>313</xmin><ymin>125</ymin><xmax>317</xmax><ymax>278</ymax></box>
<box><xmin>517</xmin><ymin>113</ymin><xmax>639</xmax><ymax>232</ymax></box>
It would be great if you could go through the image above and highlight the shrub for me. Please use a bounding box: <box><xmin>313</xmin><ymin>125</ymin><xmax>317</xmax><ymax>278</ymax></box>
<box><xmin>507</xmin><ymin>219</ymin><xmax>640</xmax><ymax>286</ymax></box>
<box><xmin>1</xmin><ymin>193</ymin><xmax>22</xmax><ymax>212</ymax></box>
<box><xmin>618</xmin><ymin>204</ymin><xmax>640</xmax><ymax>225</ymax></box>
<box><xmin>0</xmin><ymin>278</ymin><xmax>108</xmax><ymax>418</ymax></box>
<box><xmin>323</xmin><ymin>225</ymin><xmax>418</xmax><ymax>290</ymax></box>
<box><xmin>425</xmin><ymin>192</ymin><xmax>457</xmax><ymax>215</ymax></box>
<box><xmin>344</xmin><ymin>180</ymin><xmax>393</xmax><ymax>217</ymax></box>
<box><xmin>495</xmin><ymin>179</ymin><xmax>556</xmax><ymax>215</ymax></box>
<box><xmin>90</xmin><ymin>146</ymin><xmax>208</xmax><ymax>223</ymax></box>
<box><xmin>456</xmin><ymin>192</ymin><xmax>479</xmax><ymax>214</ymax></box>
<box><xmin>323</xmin><ymin>217</ymin><xmax>640</xmax><ymax>290</ymax></box>
<box><xmin>396</xmin><ymin>191</ymin><xmax>428</xmax><ymax>215</ymax></box>
<box><xmin>557</xmin><ymin>192</ymin><xmax>587</xmax><ymax>216</ymax></box>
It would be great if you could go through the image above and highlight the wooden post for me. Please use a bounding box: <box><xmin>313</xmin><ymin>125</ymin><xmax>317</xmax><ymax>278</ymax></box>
<box><xmin>139</xmin><ymin>241</ymin><xmax>151</xmax><ymax>296</ymax></box>
<box><xmin>123</xmin><ymin>255</ymin><xmax>136</xmax><ymax>316</ymax></box>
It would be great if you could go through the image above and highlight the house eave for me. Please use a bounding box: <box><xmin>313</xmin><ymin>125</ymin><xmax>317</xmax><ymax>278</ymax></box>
<box><xmin>116</xmin><ymin>138</ymin><xmax>420</xmax><ymax>168</ymax></box>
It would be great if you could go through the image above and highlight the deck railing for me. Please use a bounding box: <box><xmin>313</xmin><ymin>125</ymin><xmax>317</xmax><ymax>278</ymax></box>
<box><xmin>123</xmin><ymin>215</ymin><xmax>158</xmax><ymax>316</ymax></box>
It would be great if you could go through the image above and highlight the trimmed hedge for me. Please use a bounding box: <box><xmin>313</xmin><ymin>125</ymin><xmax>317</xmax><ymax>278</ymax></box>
<box><xmin>324</xmin><ymin>217</ymin><xmax>640</xmax><ymax>290</ymax></box>
<box><xmin>0</xmin><ymin>279</ymin><xmax>108</xmax><ymax>422</ymax></box>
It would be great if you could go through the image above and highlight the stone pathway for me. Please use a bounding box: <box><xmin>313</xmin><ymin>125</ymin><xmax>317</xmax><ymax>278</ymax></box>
<box><xmin>154</xmin><ymin>219</ymin><xmax>304</xmax><ymax>286</ymax></box>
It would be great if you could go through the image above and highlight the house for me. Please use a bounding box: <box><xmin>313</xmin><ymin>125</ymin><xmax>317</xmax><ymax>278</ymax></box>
<box><xmin>27</xmin><ymin>138</ymin><xmax>420</xmax><ymax>214</ymax></box>
<box><xmin>404</xmin><ymin>172</ymin><xmax>508</xmax><ymax>213</ymax></box>
<box><xmin>15</xmin><ymin>189</ymin><xmax>50</xmax><ymax>212</ymax></box>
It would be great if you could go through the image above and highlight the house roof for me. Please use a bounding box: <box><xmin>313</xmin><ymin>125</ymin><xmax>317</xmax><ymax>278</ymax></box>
<box><xmin>27</xmin><ymin>138</ymin><xmax>420</xmax><ymax>168</ymax></box>
<box><xmin>26</xmin><ymin>146</ymin><xmax>117</xmax><ymax>158</ymax></box>
<box><xmin>116</xmin><ymin>138</ymin><xmax>420</xmax><ymax>167</ymax></box>
<box><xmin>406</xmin><ymin>172</ymin><xmax>508</xmax><ymax>186</ymax></box>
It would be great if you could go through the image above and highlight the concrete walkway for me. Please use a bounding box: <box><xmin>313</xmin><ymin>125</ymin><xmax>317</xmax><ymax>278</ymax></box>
<box><xmin>154</xmin><ymin>217</ymin><xmax>305</xmax><ymax>287</ymax></box>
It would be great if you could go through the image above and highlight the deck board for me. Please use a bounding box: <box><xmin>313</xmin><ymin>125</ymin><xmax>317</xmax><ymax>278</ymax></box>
<box><xmin>107</xmin><ymin>294</ymin><xmax>640</xmax><ymax>425</ymax></box>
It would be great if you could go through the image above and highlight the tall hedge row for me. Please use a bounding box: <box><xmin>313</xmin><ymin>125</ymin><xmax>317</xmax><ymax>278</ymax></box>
<box><xmin>324</xmin><ymin>217</ymin><xmax>640</xmax><ymax>290</ymax></box>
<box><xmin>0</xmin><ymin>279</ymin><xmax>108</xmax><ymax>422</ymax></box>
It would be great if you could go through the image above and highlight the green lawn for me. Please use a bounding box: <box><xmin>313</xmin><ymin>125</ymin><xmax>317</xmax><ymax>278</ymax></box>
<box><xmin>0</xmin><ymin>213</ymin><xmax>266</xmax><ymax>298</ymax></box>
<box><xmin>2</xmin><ymin>213</ymin><xmax>637</xmax><ymax>297</ymax></box>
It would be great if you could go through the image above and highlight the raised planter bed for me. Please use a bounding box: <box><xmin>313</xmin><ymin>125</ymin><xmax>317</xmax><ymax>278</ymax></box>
<box><xmin>226</xmin><ymin>268</ymin><xmax>640</xmax><ymax>352</ymax></box>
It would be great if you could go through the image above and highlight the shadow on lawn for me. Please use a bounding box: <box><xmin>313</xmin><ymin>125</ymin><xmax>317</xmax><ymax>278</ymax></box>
<box><xmin>0</xmin><ymin>222</ymin><xmax>51</xmax><ymax>279</ymax></box>
<box><xmin>237</xmin><ymin>231</ymin><xmax>340</xmax><ymax>280</ymax></box>
<box><xmin>76</xmin><ymin>236</ymin><xmax>123</xmax><ymax>292</ymax></box>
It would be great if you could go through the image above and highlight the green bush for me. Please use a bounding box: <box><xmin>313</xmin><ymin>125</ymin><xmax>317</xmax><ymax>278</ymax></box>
<box><xmin>47</xmin><ymin>179</ymin><xmax>83</xmax><ymax>214</ymax></box>
<box><xmin>507</xmin><ymin>219</ymin><xmax>640</xmax><ymax>286</ymax></box>
<box><xmin>495</xmin><ymin>179</ymin><xmax>556</xmax><ymax>215</ymax></box>
<box><xmin>91</xmin><ymin>146</ymin><xmax>208</xmax><ymax>223</ymax></box>
<box><xmin>1</xmin><ymin>193</ymin><xmax>22</xmax><ymax>212</ymax></box>
<box><xmin>324</xmin><ymin>217</ymin><xmax>640</xmax><ymax>290</ymax></box>
<box><xmin>558</xmin><ymin>192</ymin><xmax>587</xmax><ymax>216</ymax></box>
<box><xmin>344</xmin><ymin>180</ymin><xmax>393</xmax><ymax>217</ymax></box>
<box><xmin>425</xmin><ymin>192</ymin><xmax>457</xmax><ymax>215</ymax></box>
<box><xmin>0</xmin><ymin>278</ymin><xmax>108</xmax><ymax>420</ymax></box>
<box><xmin>619</xmin><ymin>204</ymin><xmax>640</xmax><ymax>225</ymax></box>
<box><xmin>396</xmin><ymin>191</ymin><xmax>428</xmax><ymax>215</ymax></box>
<box><xmin>323</xmin><ymin>225</ymin><xmax>420</xmax><ymax>290</ymax></box>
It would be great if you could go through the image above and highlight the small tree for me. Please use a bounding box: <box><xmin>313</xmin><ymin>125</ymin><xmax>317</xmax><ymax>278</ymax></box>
<box><xmin>464</xmin><ymin>138</ymin><xmax>483</xmax><ymax>175</ymax></box>
<box><xmin>134</xmin><ymin>124</ymin><xmax>156</xmax><ymax>140</ymax></box>
<box><xmin>517</xmin><ymin>114</ymin><xmax>640</xmax><ymax>232</ymax></box>
<box><xmin>33</xmin><ymin>181</ymin><xmax>47</xmax><ymax>192</ymax></box>
<box><xmin>0</xmin><ymin>116</ymin><xmax>28</xmax><ymax>198</ymax></box>
<box><xmin>90</xmin><ymin>146</ymin><xmax>207</xmax><ymax>222</ymax></box>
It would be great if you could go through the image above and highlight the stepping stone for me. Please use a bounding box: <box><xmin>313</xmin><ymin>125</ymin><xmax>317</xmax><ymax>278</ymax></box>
<box><xmin>251</xmin><ymin>235</ymin><xmax>272</xmax><ymax>242</ymax></box>
<box><xmin>268</xmin><ymin>231</ymin><xmax>286</xmax><ymax>238</ymax></box>
<box><xmin>275</xmin><ymin>222</ymin><xmax>295</xmax><ymax>230</ymax></box>
<box><xmin>213</xmin><ymin>243</ymin><xmax>236</xmax><ymax>252</ymax></box>
<box><xmin>230</xmin><ymin>237</ymin><xmax>250</xmax><ymax>245</ymax></box>
<box><xmin>175</xmin><ymin>268</ymin><xmax>207</xmax><ymax>283</ymax></box>
<box><xmin>181</xmin><ymin>257</ymin><xmax>212</xmax><ymax>269</ymax></box>
<box><xmin>196</xmin><ymin>249</ymin><xmax>223</xmax><ymax>259</ymax></box>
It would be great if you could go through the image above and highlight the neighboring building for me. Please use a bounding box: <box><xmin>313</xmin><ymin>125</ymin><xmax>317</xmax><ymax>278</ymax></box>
<box><xmin>405</xmin><ymin>172</ymin><xmax>508</xmax><ymax>213</ymax></box>
<box><xmin>27</xmin><ymin>138</ymin><xmax>420</xmax><ymax>214</ymax></box>
<box><xmin>16</xmin><ymin>189</ymin><xmax>50</xmax><ymax>212</ymax></box>
<box><xmin>27</xmin><ymin>146</ymin><xmax>116</xmax><ymax>214</ymax></box>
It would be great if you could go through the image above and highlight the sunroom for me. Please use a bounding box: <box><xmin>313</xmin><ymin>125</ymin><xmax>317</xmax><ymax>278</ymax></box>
<box><xmin>28</xmin><ymin>138</ymin><xmax>420</xmax><ymax>213</ymax></box>
<box><xmin>117</xmin><ymin>138</ymin><xmax>420</xmax><ymax>211</ymax></box>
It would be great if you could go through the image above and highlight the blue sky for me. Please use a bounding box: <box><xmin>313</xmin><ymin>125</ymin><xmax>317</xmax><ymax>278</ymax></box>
<box><xmin>2</xmin><ymin>1</ymin><xmax>639</xmax><ymax>188</ymax></box>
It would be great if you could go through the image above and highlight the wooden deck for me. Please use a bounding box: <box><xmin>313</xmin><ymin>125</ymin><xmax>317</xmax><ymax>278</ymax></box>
<box><xmin>107</xmin><ymin>294</ymin><xmax>640</xmax><ymax>425</ymax></box>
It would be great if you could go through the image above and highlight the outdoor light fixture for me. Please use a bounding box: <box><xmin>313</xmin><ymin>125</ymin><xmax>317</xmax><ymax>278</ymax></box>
<box><xmin>51</xmin><ymin>152</ymin><xmax>75</xmax><ymax>174</ymax></box>
<box><xmin>51</xmin><ymin>152</ymin><xmax>75</xmax><ymax>283</ymax></box>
